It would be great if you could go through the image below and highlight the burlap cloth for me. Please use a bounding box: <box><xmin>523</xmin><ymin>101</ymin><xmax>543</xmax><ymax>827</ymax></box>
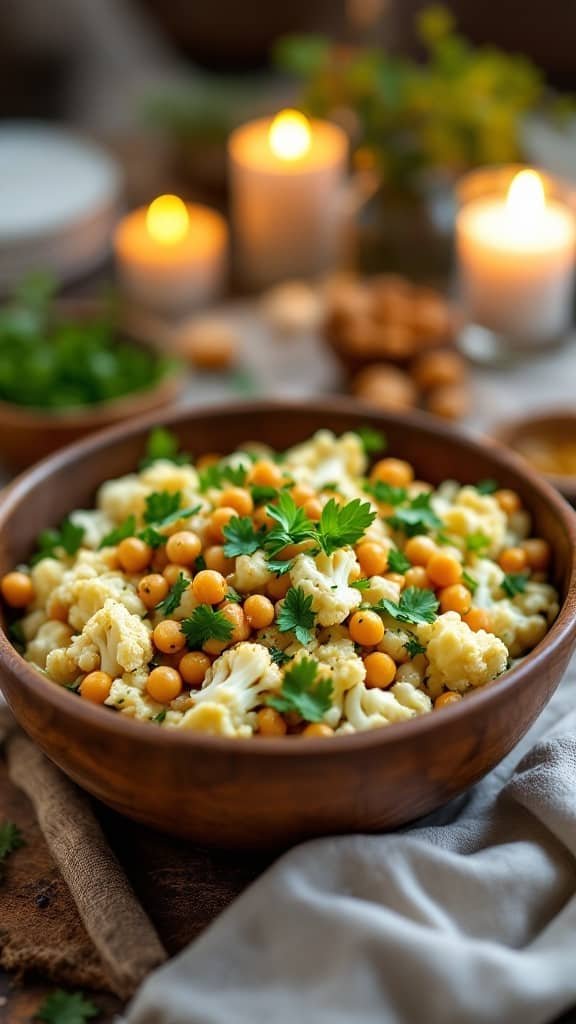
<box><xmin>0</xmin><ymin>707</ymin><xmax>272</xmax><ymax>1000</ymax></box>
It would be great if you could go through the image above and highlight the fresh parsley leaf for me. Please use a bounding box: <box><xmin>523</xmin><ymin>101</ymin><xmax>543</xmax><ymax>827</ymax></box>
<box><xmin>354</xmin><ymin>426</ymin><xmax>387</xmax><ymax>456</ymax></box>
<box><xmin>475</xmin><ymin>479</ymin><xmax>498</xmax><ymax>495</ymax></box>
<box><xmin>404</xmin><ymin>636</ymin><xmax>426</xmax><ymax>657</ymax></box>
<box><xmin>181</xmin><ymin>605</ymin><xmax>234</xmax><ymax>648</ymax></box>
<box><xmin>32</xmin><ymin>519</ymin><xmax>85</xmax><ymax>563</ymax></box>
<box><xmin>64</xmin><ymin>679</ymin><xmax>82</xmax><ymax>693</ymax></box>
<box><xmin>365</xmin><ymin>480</ymin><xmax>407</xmax><ymax>506</ymax></box>
<box><xmin>198</xmin><ymin>460</ymin><xmax>248</xmax><ymax>492</ymax></box>
<box><xmin>251</xmin><ymin>484</ymin><xmax>279</xmax><ymax>505</ymax></box>
<box><xmin>373</xmin><ymin>587</ymin><xmax>439</xmax><ymax>625</ymax></box>
<box><xmin>267</xmin><ymin>657</ymin><xmax>333</xmax><ymax>722</ymax></box>
<box><xmin>225</xmin><ymin>586</ymin><xmax>243</xmax><ymax>604</ymax></box>
<box><xmin>152</xmin><ymin>709</ymin><xmax>167</xmax><ymax>724</ymax></box>
<box><xmin>320</xmin><ymin>481</ymin><xmax>341</xmax><ymax>493</ymax></box>
<box><xmin>143</xmin><ymin>490</ymin><xmax>182</xmax><ymax>524</ymax></box>
<box><xmin>462</xmin><ymin>569</ymin><xmax>478</xmax><ymax>593</ymax></box>
<box><xmin>501</xmin><ymin>571</ymin><xmax>530</xmax><ymax>598</ymax></box>
<box><xmin>140</xmin><ymin>426</ymin><xmax>190</xmax><ymax>469</ymax></box>
<box><xmin>0</xmin><ymin>821</ymin><xmax>24</xmax><ymax>861</ymax></box>
<box><xmin>223</xmin><ymin>516</ymin><xmax>262</xmax><ymax>557</ymax></box>
<box><xmin>99</xmin><ymin>515</ymin><xmax>136</xmax><ymax>549</ymax></box>
<box><xmin>387</xmin><ymin>492</ymin><xmax>442</xmax><ymax>537</ymax></box>
<box><xmin>155</xmin><ymin>572</ymin><xmax>190</xmax><ymax>615</ymax></box>
<box><xmin>351</xmin><ymin>578</ymin><xmax>371</xmax><ymax>590</ymax></box>
<box><xmin>264</xmin><ymin>491</ymin><xmax>316</xmax><ymax>558</ymax></box>
<box><xmin>277</xmin><ymin>586</ymin><xmax>316</xmax><ymax>645</ymax></box>
<box><xmin>466</xmin><ymin>531</ymin><xmax>490</xmax><ymax>553</ymax></box>
<box><xmin>266</xmin><ymin>557</ymin><xmax>294</xmax><ymax>576</ymax></box>
<box><xmin>269</xmin><ymin>646</ymin><xmax>291</xmax><ymax>666</ymax></box>
<box><xmin>316</xmin><ymin>498</ymin><xmax>376</xmax><ymax>555</ymax></box>
<box><xmin>195</xmin><ymin>554</ymin><xmax>207</xmax><ymax>572</ymax></box>
<box><xmin>387</xmin><ymin>548</ymin><xmax>411</xmax><ymax>574</ymax></box>
<box><xmin>137</xmin><ymin>526</ymin><xmax>165</xmax><ymax>549</ymax></box>
<box><xmin>36</xmin><ymin>989</ymin><xmax>99</xmax><ymax>1024</ymax></box>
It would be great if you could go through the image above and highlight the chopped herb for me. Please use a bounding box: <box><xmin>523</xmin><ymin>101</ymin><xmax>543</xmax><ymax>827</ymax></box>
<box><xmin>137</xmin><ymin>526</ymin><xmax>165</xmax><ymax>548</ymax></box>
<box><xmin>387</xmin><ymin>492</ymin><xmax>442</xmax><ymax>537</ymax></box>
<box><xmin>435</xmin><ymin>531</ymin><xmax>453</xmax><ymax>546</ymax></box>
<box><xmin>225</xmin><ymin>586</ymin><xmax>243</xmax><ymax>604</ymax></box>
<box><xmin>32</xmin><ymin>519</ymin><xmax>85</xmax><ymax>563</ymax></box>
<box><xmin>462</xmin><ymin>569</ymin><xmax>478</xmax><ymax>593</ymax></box>
<box><xmin>475</xmin><ymin>479</ymin><xmax>499</xmax><ymax>495</ymax></box>
<box><xmin>372</xmin><ymin>586</ymin><xmax>439</xmax><ymax>625</ymax></box>
<box><xmin>365</xmin><ymin>480</ymin><xmax>407</xmax><ymax>506</ymax></box>
<box><xmin>264</xmin><ymin>491</ymin><xmax>316</xmax><ymax>558</ymax></box>
<box><xmin>404</xmin><ymin>636</ymin><xmax>427</xmax><ymax>657</ymax></box>
<box><xmin>152</xmin><ymin>709</ymin><xmax>167</xmax><ymax>724</ymax></box>
<box><xmin>316</xmin><ymin>498</ymin><xmax>376</xmax><ymax>555</ymax></box>
<box><xmin>351</xmin><ymin>578</ymin><xmax>371</xmax><ymax>590</ymax></box>
<box><xmin>277</xmin><ymin>586</ymin><xmax>316</xmax><ymax>645</ymax></box>
<box><xmin>251</xmin><ymin>484</ymin><xmax>279</xmax><ymax>505</ymax></box>
<box><xmin>198</xmin><ymin>460</ymin><xmax>248</xmax><ymax>492</ymax></box>
<box><xmin>266</xmin><ymin>557</ymin><xmax>294</xmax><ymax>576</ymax></box>
<box><xmin>267</xmin><ymin>656</ymin><xmax>333</xmax><ymax>722</ymax></box>
<box><xmin>64</xmin><ymin>679</ymin><xmax>82</xmax><ymax>693</ymax></box>
<box><xmin>36</xmin><ymin>989</ymin><xmax>99</xmax><ymax>1024</ymax></box>
<box><xmin>99</xmin><ymin>515</ymin><xmax>136</xmax><ymax>549</ymax></box>
<box><xmin>466</xmin><ymin>531</ymin><xmax>490</xmax><ymax>553</ymax></box>
<box><xmin>223</xmin><ymin>516</ymin><xmax>262</xmax><ymax>557</ymax></box>
<box><xmin>156</xmin><ymin>572</ymin><xmax>190</xmax><ymax>615</ymax></box>
<box><xmin>354</xmin><ymin>426</ymin><xmax>387</xmax><ymax>456</ymax></box>
<box><xmin>143</xmin><ymin>490</ymin><xmax>182</xmax><ymax>524</ymax></box>
<box><xmin>501</xmin><ymin>571</ymin><xmax>530</xmax><ymax>598</ymax></box>
<box><xmin>387</xmin><ymin>548</ymin><xmax>411</xmax><ymax>574</ymax></box>
<box><xmin>181</xmin><ymin>605</ymin><xmax>234</xmax><ymax>648</ymax></box>
<box><xmin>320</xmin><ymin>481</ymin><xmax>341</xmax><ymax>493</ymax></box>
<box><xmin>269</xmin><ymin>646</ymin><xmax>291</xmax><ymax>666</ymax></box>
<box><xmin>195</xmin><ymin>554</ymin><xmax>207</xmax><ymax>572</ymax></box>
<box><xmin>140</xmin><ymin>426</ymin><xmax>190</xmax><ymax>469</ymax></box>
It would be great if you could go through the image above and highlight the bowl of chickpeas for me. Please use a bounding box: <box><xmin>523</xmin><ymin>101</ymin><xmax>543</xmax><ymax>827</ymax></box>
<box><xmin>0</xmin><ymin>399</ymin><xmax>574</xmax><ymax>848</ymax></box>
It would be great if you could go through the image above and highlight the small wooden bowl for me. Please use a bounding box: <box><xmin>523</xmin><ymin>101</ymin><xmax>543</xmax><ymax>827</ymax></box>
<box><xmin>493</xmin><ymin>409</ymin><xmax>576</xmax><ymax>504</ymax></box>
<box><xmin>0</xmin><ymin>400</ymin><xmax>575</xmax><ymax>849</ymax></box>
<box><xmin>0</xmin><ymin>300</ymin><xmax>185</xmax><ymax>471</ymax></box>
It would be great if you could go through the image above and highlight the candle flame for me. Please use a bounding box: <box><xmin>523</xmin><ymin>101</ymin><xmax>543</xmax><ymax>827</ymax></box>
<box><xmin>506</xmin><ymin>170</ymin><xmax>546</xmax><ymax>222</ymax></box>
<box><xmin>146</xmin><ymin>194</ymin><xmax>189</xmax><ymax>245</ymax></box>
<box><xmin>268</xmin><ymin>110</ymin><xmax>312</xmax><ymax>161</ymax></box>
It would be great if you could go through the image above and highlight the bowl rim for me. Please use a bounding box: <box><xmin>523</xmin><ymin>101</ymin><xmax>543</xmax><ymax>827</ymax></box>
<box><xmin>1</xmin><ymin>396</ymin><xmax>576</xmax><ymax>758</ymax></box>
<box><xmin>492</xmin><ymin>407</ymin><xmax>576</xmax><ymax>490</ymax></box>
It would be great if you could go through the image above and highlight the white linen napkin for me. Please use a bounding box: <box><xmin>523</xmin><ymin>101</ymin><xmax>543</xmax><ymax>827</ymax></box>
<box><xmin>125</xmin><ymin>662</ymin><xmax>576</xmax><ymax>1024</ymax></box>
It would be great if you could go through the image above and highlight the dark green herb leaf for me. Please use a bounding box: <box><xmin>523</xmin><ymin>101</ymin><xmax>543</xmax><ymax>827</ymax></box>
<box><xmin>198</xmin><ymin>460</ymin><xmax>248</xmax><ymax>492</ymax></box>
<box><xmin>466</xmin><ymin>531</ymin><xmax>490</xmax><ymax>553</ymax></box>
<box><xmin>372</xmin><ymin>586</ymin><xmax>439</xmax><ymax>625</ymax></box>
<box><xmin>354</xmin><ymin>426</ymin><xmax>387</xmax><ymax>456</ymax></box>
<box><xmin>8</xmin><ymin>620</ymin><xmax>25</xmax><ymax>650</ymax></box>
<box><xmin>32</xmin><ymin>519</ymin><xmax>85</xmax><ymax>562</ymax></box>
<box><xmin>387</xmin><ymin>492</ymin><xmax>442</xmax><ymax>537</ymax></box>
<box><xmin>140</xmin><ymin>426</ymin><xmax>190</xmax><ymax>469</ymax></box>
<box><xmin>404</xmin><ymin>636</ymin><xmax>426</xmax><ymax>657</ymax></box>
<box><xmin>316</xmin><ymin>498</ymin><xmax>376</xmax><ymax>555</ymax></box>
<box><xmin>462</xmin><ymin>569</ymin><xmax>478</xmax><ymax>593</ymax></box>
<box><xmin>143</xmin><ymin>490</ymin><xmax>182</xmax><ymax>524</ymax></box>
<box><xmin>277</xmin><ymin>586</ymin><xmax>316</xmax><ymax>645</ymax></box>
<box><xmin>387</xmin><ymin>548</ymin><xmax>411</xmax><ymax>574</ymax></box>
<box><xmin>475</xmin><ymin>479</ymin><xmax>499</xmax><ymax>495</ymax></box>
<box><xmin>225</xmin><ymin>586</ymin><xmax>243</xmax><ymax>604</ymax></box>
<box><xmin>155</xmin><ymin>572</ymin><xmax>190</xmax><ymax>615</ymax></box>
<box><xmin>501</xmin><ymin>571</ymin><xmax>530</xmax><ymax>598</ymax></box>
<box><xmin>266</xmin><ymin>557</ymin><xmax>294</xmax><ymax>576</ymax></box>
<box><xmin>351</xmin><ymin>578</ymin><xmax>371</xmax><ymax>590</ymax></box>
<box><xmin>99</xmin><ymin>516</ymin><xmax>136</xmax><ymax>549</ymax></box>
<box><xmin>267</xmin><ymin>657</ymin><xmax>333</xmax><ymax>722</ymax></box>
<box><xmin>365</xmin><ymin>480</ymin><xmax>407</xmax><ymax>506</ymax></box>
<box><xmin>269</xmin><ymin>646</ymin><xmax>291</xmax><ymax>666</ymax></box>
<box><xmin>223</xmin><ymin>516</ymin><xmax>262</xmax><ymax>558</ymax></box>
<box><xmin>36</xmin><ymin>989</ymin><xmax>99</xmax><ymax>1024</ymax></box>
<box><xmin>152</xmin><ymin>709</ymin><xmax>167</xmax><ymax>724</ymax></box>
<box><xmin>251</xmin><ymin>485</ymin><xmax>279</xmax><ymax>505</ymax></box>
<box><xmin>264</xmin><ymin>491</ymin><xmax>316</xmax><ymax>558</ymax></box>
<box><xmin>181</xmin><ymin>605</ymin><xmax>234</xmax><ymax>648</ymax></box>
<box><xmin>0</xmin><ymin>821</ymin><xmax>24</xmax><ymax>860</ymax></box>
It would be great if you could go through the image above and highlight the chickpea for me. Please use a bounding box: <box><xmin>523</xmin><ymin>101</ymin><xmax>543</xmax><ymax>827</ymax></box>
<box><xmin>147</xmin><ymin>666</ymin><xmax>183</xmax><ymax>703</ymax></box>
<box><xmin>302</xmin><ymin>723</ymin><xmax>334</xmax><ymax>738</ymax></box>
<box><xmin>151</xmin><ymin>546</ymin><xmax>169</xmax><ymax>573</ymax></box>
<box><xmin>356</xmin><ymin>541</ymin><xmax>389</xmax><ymax>577</ymax></box>
<box><xmin>499</xmin><ymin>547</ymin><xmax>528</xmax><ymax>574</ymax></box>
<box><xmin>370</xmin><ymin>458</ymin><xmax>414</xmax><ymax>488</ymax></box>
<box><xmin>404</xmin><ymin>566</ymin><xmax>430</xmax><ymax>590</ymax></box>
<box><xmin>80</xmin><ymin>671</ymin><xmax>113</xmax><ymax>704</ymax></box>
<box><xmin>247</xmin><ymin>460</ymin><xmax>284</xmax><ymax>489</ymax></box>
<box><xmin>163</xmin><ymin>564</ymin><xmax>192</xmax><ymax>587</ymax></box>
<box><xmin>412</xmin><ymin>349</ymin><xmax>466</xmax><ymax>393</ymax></box>
<box><xmin>495</xmin><ymin>489</ymin><xmax>522</xmax><ymax>515</ymax></box>
<box><xmin>427</xmin><ymin>386</ymin><xmax>471</xmax><ymax>422</ymax></box>
<box><xmin>522</xmin><ymin>538</ymin><xmax>551</xmax><ymax>571</ymax></box>
<box><xmin>153</xmin><ymin>619</ymin><xmax>186</xmax><ymax>654</ymax></box>
<box><xmin>179</xmin><ymin>651</ymin><xmax>211</xmax><ymax>688</ymax></box>
<box><xmin>208</xmin><ymin>507</ymin><xmax>238</xmax><ymax>544</ymax></box>
<box><xmin>192</xmin><ymin>569</ymin><xmax>227</xmax><ymax>605</ymax></box>
<box><xmin>291</xmin><ymin>484</ymin><xmax>315</xmax><ymax>507</ymax></box>
<box><xmin>253</xmin><ymin>506</ymin><xmax>276</xmax><ymax>531</ymax></box>
<box><xmin>219</xmin><ymin>487</ymin><xmax>254</xmax><ymax>516</ymax></box>
<box><xmin>204</xmin><ymin>602</ymin><xmax>249</xmax><ymax>655</ymax></box>
<box><xmin>434</xmin><ymin>692</ymin><xmax>463</xmax><ymax>710</ymax></box>
<box><xmin>138</xmin><ymin>573</ymin><xmax>170</xmax><ymax>609</ymax></box>
<box><xmin>427</xmin><ymin>552</ymin><xmax>462</xmax><ymax>588</ymax></box>
<box><xmin>364</xmin><ymin>651</ymin><xmax>396</xmax><ymax>689</ymax></box>
<box><xmin>404</xmin><ymin>535</ymin><xmax>436</xmax><ymax>566</ymax></box>
<box><xmin>385</xmin><ymin>572</ymin><xmax>406</xmax><ymax>589</ymax></box>
<box><xmin>257</xmin><ymin>707</ymin><xmax>288</xmax><ymax>737</ymax></box>
<box><xmin>348</xmin><ymin>609</ymin><xmax>385</xmax><ymax>647</ymax></box>
<box><xmin>117</xmin><ymin>537</ymin><xmax>152</xmax><ymax>574</ymax></box>
<box><xmin>303</xmin><ymin>497</ymin><xmax>323</xmax><ymax>522</ymax></box>
<box><xmin>267</xmin><ymin>574</ymin><xmax>291</xmax><ymax>600</ymax></box>
<box><xmin>439</xmin><ymin>583</ymin><xmax>472</xmax><ymax>616</ymax></box>
<box><xmin>244</xmin><ymin>594</ymin><xmax>275</xmax><ymax>629</ymax></box>
<box><xmin>204</xmin><ymin>545</ymin><xmax>235</xmax><ymax>575</ymax></box>
<box><xmin>462</xmin><ymin>608</ymin><xmax>493</xmax><ymax>633</ymax></box>
<box><xmin>1</xmin><ymin>571</ymin><xmax>34</xmax><ymax>608</ymax></box>
<box><xmin>165</xmin><ymin>531</ymin><xmax>202</xmax><ymax>566</ymax></box>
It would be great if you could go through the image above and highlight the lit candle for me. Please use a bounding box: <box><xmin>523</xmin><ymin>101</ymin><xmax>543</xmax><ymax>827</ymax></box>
<box><xmin>228</xmin><ymin>109</ymin><xmax>348</xmax><ymax>287</ymax></box>
<box><xmin>114</xmin><ymin>195</ymin><xmax>228</xmax><ymax>314</ymax></box>
<box><xmin>456</xmin><ymin>168</ymin><xmax>575</xmax><ymax>351</ymax></box>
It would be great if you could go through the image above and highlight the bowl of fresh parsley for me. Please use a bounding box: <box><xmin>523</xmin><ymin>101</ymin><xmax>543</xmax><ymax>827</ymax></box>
<box><xmin>0</xmin><ymin>275</ymin><xmax>184</xmax><ymax>469</ymax></box>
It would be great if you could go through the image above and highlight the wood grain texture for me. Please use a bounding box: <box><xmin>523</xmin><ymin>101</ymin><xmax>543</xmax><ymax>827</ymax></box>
<box><xmin>0</xmin><ymin>399</ymin><xmax>575</xmax><ymax>848</ymax></box>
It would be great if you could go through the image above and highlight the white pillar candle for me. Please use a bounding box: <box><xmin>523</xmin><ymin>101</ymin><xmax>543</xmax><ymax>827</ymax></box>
<box><xmin>228</xmin><ymin>110</ymin><xmax>348</xmax><ymax>288</ymax></box>
<box><xmin>114</xmin><ymin>195</ymin><xmax>228</xmax><ymax>315</ymax></box>
<box><xmin>456</xmin><ymin>169</ymin><xmax>575</xmax><ymax>346</ymax></box>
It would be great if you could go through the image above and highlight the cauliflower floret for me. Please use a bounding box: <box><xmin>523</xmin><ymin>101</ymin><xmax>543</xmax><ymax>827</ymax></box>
<box><xmin>378</xmin><ymin>627</ymin><xmax>414</xmax><ymax>664</ymax></box>
<box><xmin>20</xmin><ymin>609</ymin><xmax>47</xmax><ymax>643</ymax></box>
<box><xmin>139</xmin><ymin>459</ymin><xmax>200</xmax><ymax>496</ymax></box>
<box><xmin>66</xmin><ymin>574</ymin><xmax>146</xmax><ymax>631</ymax></box>
<box><xmin>471</xmin><ymin>558</ymin><xmax>505</xmax><ymax>608</ymax></box>
<box><xmin>489</xmin><ymin>594</ymin><xmax>554</xmax><ymax>659</ymax></box>
<box><xmin>314</xmin><ymin>631</ymin><xmax>366</xmax><ymax>728</ymax></box>
<box><xmin>341</xmin><ymin>682</ymin><xmax>417</xmax><ymax>732</ymax></box>
<box><xmin>105</xmin><ymin>679</ymin><xmax>162</xmax><ymax>720</ymax></box>
<box><xmin>47</xmin><ymin>599</ymin><xmax>152</xmax><ymax>681</ymax></box>
<box><xmin>69</xmin><ymin>510</ymin><xmax>114</xmax><ymax>550</ymax></box>
<box><xmin>363</xmin><ymin>574</ymin><xmax>401</xmax><ymax>606</ymax></box>
<box><xmin>232</xmin><ymin>550</ymin><xmax>274</xmax><ymax>594</ymax></box>
<box><xmin>395</xmin><ymin>656</ymin><xmax>427</xmax><ymax>689</ymax></box>
<box><xmin>284</xmin><ymin>430</ymin><xmax>367</xmax><ymax>498</ymax></box>
<box><xmin>25</xmin><ymin>621</ymin><xmax>74</xmax><ymax>670</ymax></box>
<box><xmin>506</xmin><ymin>509</ymin><xmax>531</xmax><ymax>546</ymax></box>
<box><xmin>391</xmin><ymin>680</ymin><xmax>432</xmax><ymax>714</ymax></box>
<box><xmin>96</xmin><ymin>474</ymin><xmax>149</xmax><ymax>524</ymax></box>
<box><xmin>178</xmin><ymin>642</ymin><xmax>281</xmax><ymax>736</ymax></box>
<box><xmin>30</xmin><ymin>558</ymin><xmax>66</xmax><ymax>607</ymax></box>
<box><xmin>440</xmin><ymin>487</ymin><xmax>506</xmax><ymax>557</ymax></box>
<box><xmin>417</xmin><ymin>611</ymin><xmax>508</xmax><ymax>697</ymax></box>
<box><xmin>290</xmin><ymin>548</ymin><xmax>361</xmax><ymax>627</ymax></box>
<box><xmin>513</xmin><ymin>581</ymin><xmax>559</xmax><ymax>623</ymax></box>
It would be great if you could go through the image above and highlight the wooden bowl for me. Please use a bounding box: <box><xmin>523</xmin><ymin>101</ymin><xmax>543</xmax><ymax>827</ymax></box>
<box><xmin>0</xmin><ymin>400</ymin><xmax>575</xmax><ymax>849</ymax></box>
<box><xmin>0</xmin><ymin>300</ymin><xmax>185</xmax><ymax>471</ymax></box>
<box><xmin>493</xmin><ymin>409</ymin><xmax>576</xmax><ymax>505</ymax></box>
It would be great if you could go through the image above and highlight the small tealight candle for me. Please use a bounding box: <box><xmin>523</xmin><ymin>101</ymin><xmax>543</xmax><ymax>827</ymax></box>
<box><xmin>114</xmin><ymin>194</ymin><xmax>228</xmax><ymax>314</ymax></box>
<box><xmin>456</xmin><ymin>166</ymin><xmax>575</xmax><ymax>358</ymax></box>
<box><xmin>229</xmin><ymin>109</ymin><xmax>348</xmax><ymax>287</ymax></box>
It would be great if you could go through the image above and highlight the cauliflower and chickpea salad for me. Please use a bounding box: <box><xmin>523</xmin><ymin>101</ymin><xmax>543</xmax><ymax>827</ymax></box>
<box><xmin>1</xmin><ymin>426</ymin><xmax>559</xmax><ymax>739</ymax></box>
